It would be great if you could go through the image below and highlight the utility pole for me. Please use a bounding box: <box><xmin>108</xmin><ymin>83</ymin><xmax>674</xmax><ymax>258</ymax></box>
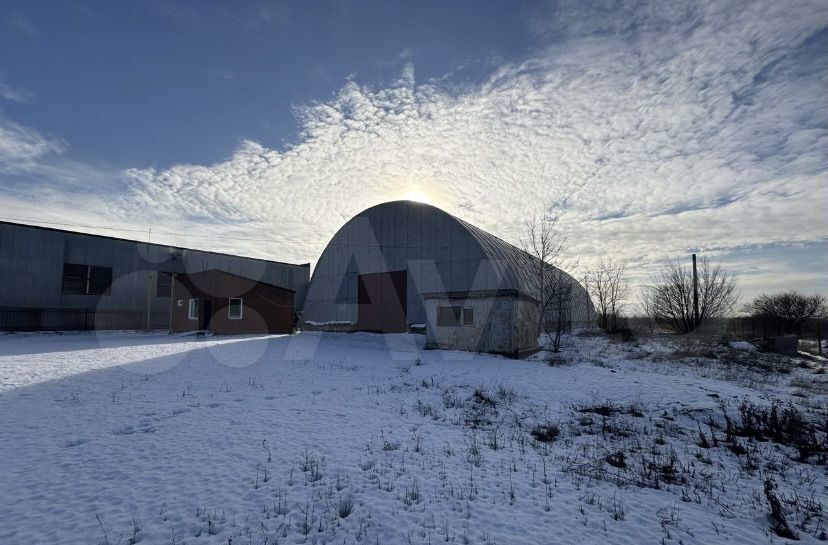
<box><xmin>168</xmin><ymin>273</ymin><xmax>177</xmax><ymax>334</ymax></box>
<box><xmin>692</xmin><ymin>254</ymin><xmax>700</xmax><ymax>331</ymax></box>
<box><xmin>146</xmin><ymin>272</ymin><xmax>153</xmax><ymax>331</ymax></box>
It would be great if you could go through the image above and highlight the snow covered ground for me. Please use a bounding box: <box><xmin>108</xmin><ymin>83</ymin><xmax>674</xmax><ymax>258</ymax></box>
<box><xmin>0</xmin><ymin>330</ymin><xmax>825</xmax><ymax>545</ymax></box>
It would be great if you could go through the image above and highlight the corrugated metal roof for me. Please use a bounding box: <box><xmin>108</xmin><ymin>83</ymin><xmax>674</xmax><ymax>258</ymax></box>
<box><xmin>349</xmin><ymin>200</ymin><xmax>584</xmax><ymax>301</ymax></box>
<box><xmin>451</xmin><ymin>212</ymin><xmax>580</xmax><ymax>301</ymax></box>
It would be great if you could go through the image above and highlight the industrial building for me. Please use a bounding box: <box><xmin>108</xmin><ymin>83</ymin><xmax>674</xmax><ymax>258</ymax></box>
<box><xmin>303</xmin><ymin>200</ymin><xmax>592</xmax><ymax>356</ymax></box>
<box><xmin>170</xmin><ymin>269</ymin><xmax>295</xmax><ymax>334</ymax></box>
<box><xmin>1</xmin><ymin>203</ymin><xmax>592</xmax><ymax>356</ymax></box>
<box><xmin>0</xmin><ymin>221</ymin><xmax>309</xmax><ymax>332</ymax></box>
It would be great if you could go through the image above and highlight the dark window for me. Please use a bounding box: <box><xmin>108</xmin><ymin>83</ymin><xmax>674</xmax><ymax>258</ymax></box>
<box><xmin>156</xmin><ymin>272</ymin><xmax>174</xmax><ymax>297</ymax></box>
<box><xmin>462</xmin><ymin>308</ymin><xmax>475</xmax><ymax>326</ymax></box>
<box><xmin>88</xmin><ymin>266</ymin><xmax>112</xmax><ymax>295</ymax></box>
<box><xmin>228</xmin><ymin>298</ymin><xmax>243</xmax><ymax>319</ymax></box>
<box><xmin>437</xmin><ymin>306</ymin><xmax>461</xmax><ymax>327</ymax></box>
<box><xmin>61</xmin><ymin>264</ymin><xmax>87</xmax><ymax>294</ymax></box>
<box><xmin>62</xmin><ymin>263</ymin><xmax>112</xmax><ymax>295</ymax></box>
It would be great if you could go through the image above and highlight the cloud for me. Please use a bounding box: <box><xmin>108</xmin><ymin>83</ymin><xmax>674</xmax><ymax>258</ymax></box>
<box><xmin>0</xmin><ymin>80</ymin><xmax>31</xmax><ymax>103</ymax></box>
<box><xmin>1</xmin><ymin>0</ymin><xmax>826</xmax><ymax>301</ymax></box>
<box><xmin>0</xmin><ymin>120</ymin><xmax>64</xmax><ymax>173</ymax></box>
<box><xmin>125</xmin><ymin>1</ymin><xmax>827</xmax><ymax>250</ymax></box>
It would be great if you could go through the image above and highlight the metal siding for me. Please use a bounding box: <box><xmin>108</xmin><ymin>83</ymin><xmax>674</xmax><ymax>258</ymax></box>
<box><xmin>0</xmin><ymin>222</ymin><xmax>309</xmax><ymax>330</ymax></box>
<box><xmin>303</xmin><ymin>200</ymin><xmax>590</xmax><ymax>330</ymax></box>
<box><xmin>380</xmin><ymin>215</ymin><xmax>394</xmax><ymax>244</ymax></box>
<box><xmin>407</xmin><ymin>206</ymin><xmax>421</xmax><ymax>248</ymax></box>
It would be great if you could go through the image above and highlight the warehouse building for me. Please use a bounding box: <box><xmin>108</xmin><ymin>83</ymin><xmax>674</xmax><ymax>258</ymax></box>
<box><xmin>170</xmin><ymin>269</ymin><xmax>295</xmax><ymax>334</ymax></box>
<box><xmin>0</xmin><ymin>221</ymin><xmax>309</xmax><ymax>332</ymax></box>
<box><xmin>302</xmin><ymin>201</ymin><xmax>592</xmax><ymax>357</ymax></box>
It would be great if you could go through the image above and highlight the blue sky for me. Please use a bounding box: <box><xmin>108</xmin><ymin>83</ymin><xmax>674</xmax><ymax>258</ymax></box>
<box><xmin>1</xmin><ymin>1</ymin><xmax>531</xmax><ymax>167</ymax></box>
<box><xmin>1</xmin><ymin>0</ymin><xmax>826</xmax><ymax>303</ymax></box>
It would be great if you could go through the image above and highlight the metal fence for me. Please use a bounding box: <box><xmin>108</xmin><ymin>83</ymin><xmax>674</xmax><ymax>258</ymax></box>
<box><xmin>725</xmin><ymin>316</ymin><xmax>827</xmax><ymax>340</ymax></box>
<box><xmin>0</xmin><ymin>307</ymin><xmax>169</xmax><ymax>331</ymax></box>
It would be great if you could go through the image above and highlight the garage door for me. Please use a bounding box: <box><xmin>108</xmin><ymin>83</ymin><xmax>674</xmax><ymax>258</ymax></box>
<box><xmin>357</xmin><ymin>271</ymin><xmax>407</xmax><ymax>333</ymax></box>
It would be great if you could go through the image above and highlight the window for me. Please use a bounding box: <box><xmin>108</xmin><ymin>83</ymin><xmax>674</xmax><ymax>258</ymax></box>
<box><xmin>87</xmin><ymin>266</ymin><xmax>112</xmax><ymax>295</ymax></box>
<box><xmin>156</xmin><ymin>272</ymin><xmax>174</xmax><ymax>297</ymax></box>
<box><xmin>437</xmin><ymin>306</ymin><xmax>461</xmax><ymax>327</ymax></box>
<box><xmin>61</xmin><ymin>264</ymin><xmax>87</xmax><ymax>294</ymax></box>
<box><xmin>462</xmin><ymin>308</ymin><xmax>474</xmax><ymax>326</ymax></box>
<box><xmin>228</xmin><ymin>298</ymin><xmax>243</xmax><ymax>320</ymax></box>
<box><xmin>62</xmin><ymin>263</ymin><xmax>112</xmax><ymax>295</ymax></box>
<box><xmin>437</xmin><ymin>306</ymin><xmax>474</xmax><ymax>327</ymax></box>
<box><xmin>188</xmin><ymin>298</ymin><xmax>199</xmax><ymax>320</ymax></box>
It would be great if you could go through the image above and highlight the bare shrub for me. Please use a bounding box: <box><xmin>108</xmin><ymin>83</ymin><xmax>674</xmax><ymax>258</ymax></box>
<box><xmin>606</xmin><ymin>450</ymin><xmax>626</xmax><ymax>469</ymax></box>
<box><xmin>401</xmin><ymin>477</ymin><xmax>421</xmax><ymax>506</ymax></box>
<box><xmin>531</xmin><ymin>423</ymin><xmax>560</xmax><ymax>443</ymax></box>
<box><xmin>764</xmin><ymin>479</ymin><xmax>798</xmax><ymax>540</ymax></box>
<box><xmin>471</xmin><ymin>388</ymin><xmax>497</xmax><ymax>407</ymax></box>
<box><xmin>723</xmin><ymin>399</ymin><xmax>826</xmax><ymax>463</ymax></box>
<box><xmin>337</xmin><ymin>495</ymin><xmax>354</xmax><ymax>519</ymax></box>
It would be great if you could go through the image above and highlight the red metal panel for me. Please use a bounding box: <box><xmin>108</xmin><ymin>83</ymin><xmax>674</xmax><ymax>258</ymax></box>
<box><xmin>358</xmin><ymin>270</ymin><xmax>407</xmax><ymax>333</ymax></box>
<box><xmin>171</xmin><ymin>270</ymin><xmax>294</xmax><ymax>334</ymax></box>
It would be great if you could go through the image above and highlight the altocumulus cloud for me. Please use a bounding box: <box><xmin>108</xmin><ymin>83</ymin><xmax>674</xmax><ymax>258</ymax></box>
<box><xmin>2</xmin><ymin>0</ymin><xmax>827</xmax><ymax>298</ymax></box>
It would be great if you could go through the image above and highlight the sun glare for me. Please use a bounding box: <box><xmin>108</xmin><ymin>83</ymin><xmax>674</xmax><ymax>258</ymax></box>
<box><xmin>403</xmin><ymin>191</ymin><xmax>431</xmax><ymax>204</ymax></box>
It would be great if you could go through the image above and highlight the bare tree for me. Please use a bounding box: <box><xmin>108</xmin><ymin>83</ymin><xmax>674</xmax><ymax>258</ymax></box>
<box><xmin>586</xmin><ymin>258</ymin><xmax>629</xmax><ymax>331</ymax></box>
<box><xmin>745</xmin><ymin>291</ymin><xmax>826</xmax><ymax>335</ymax></box>
<box><xmin>521</xmin><ymin>213</ymin><xmax>576</xmax><ymax>351</ymax></box>
<box><xmin>645</xmin><ymin>256</ymin><xmax>738</xmax><ymax>334</ymax></box>
<box><xmin>581</xmin><ymin>272</ymin><xmax>594</xmax><ymax>328</ymax></box>
<box><xmin>636</xmin><ymin>285</ymin><xmax>657</xmax><ymax>334</ymax></box>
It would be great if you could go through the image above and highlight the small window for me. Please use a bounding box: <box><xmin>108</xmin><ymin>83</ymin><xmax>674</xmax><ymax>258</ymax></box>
<box><xmin>177</xmin><ymin>299</ymin><xmax>183</xmax><ymax>307</ymax></box>
<box><xmin>61</xmin><ymin>264</ymin><xmax>87</xmax><ymax>294</ymax></box>
<box><xmin>156</xmin><ymin>272</ymin><xmax>174</xmax><ymax>297</ymax></box>
<box><xmin>437</xmin><ymin>306</ymin><xmax>461</xmax><ymax>327</ymax></box>
<box><xmin>228</xmin><ymin>298</ymin><xmax>243</xmax><ymax>320</ymax></box>
<box><xmin>88</xmin><ymin>266</ymin><xmax>112</xmax><ymax>295</ymax></box>
<box><xmin>437</xmin><ymin>306</ymin><xmax>474</xmax><ymax>327</ymax></box>
<box><xmin>188</xmin><ymin>298</ymin><xmax>199</xmax><ymax>320</ymax></box>
<box><xmin>462</xmin><ymin>308</ymin><xmax>474</xmax><ymax>326</ymax></box>
<box><xmin>62</xmin><ymin>263</ymin><xmax>112</xmax><ymax>295</ymax></box>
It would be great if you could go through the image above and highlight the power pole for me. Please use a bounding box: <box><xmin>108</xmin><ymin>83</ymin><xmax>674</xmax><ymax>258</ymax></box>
<box><xmin>168</xmin><ymin>273</ymin><xmax>177</xmax><ymax>334</ymax></box>
<box><xmin>692</xmin><ymin>254</ymin><xmax>700</xmax><ymax>331</ymax></box>
<box><xmin>146</xmin><ymin>272</ymin><xmax>153</xmax><ymax>331</ymax></box>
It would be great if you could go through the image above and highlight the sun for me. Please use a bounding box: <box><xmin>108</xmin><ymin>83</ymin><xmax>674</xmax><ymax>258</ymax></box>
<box><xmin>403</xmin><ymin>191</ymin><xmax>431</xmax><ymax>204</ymax></box>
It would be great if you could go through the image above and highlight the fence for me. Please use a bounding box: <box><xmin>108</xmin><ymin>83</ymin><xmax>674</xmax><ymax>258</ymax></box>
<box><xmin>726</xmin><ymin>316</ymin><xmax>827</xmax><ymax>341</ymax></box>
<box><xmin>0</xmin><ymin>307</ymin><xmax>170</xmax><ymax>331</ymax></box>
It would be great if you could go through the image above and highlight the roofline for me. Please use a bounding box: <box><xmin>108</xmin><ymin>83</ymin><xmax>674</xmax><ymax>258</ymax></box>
<box><xmin>308</xmin><ymin>199</ymin><xmax>588</xmax><ymax>296</ymax></box>
<box><xmin>423</xmin><ymin>289</ymin><xmax>540</xmax><ymax>303</ymax></box>
<box><xmin>0</xmin><ymin>220</ymin><xmax>310</xmax><ymax>269</ymax></box>
<box><xmin>179</xmin><ymin>269</ymin><xmax>297</xmax><ymax>293</ymax></box>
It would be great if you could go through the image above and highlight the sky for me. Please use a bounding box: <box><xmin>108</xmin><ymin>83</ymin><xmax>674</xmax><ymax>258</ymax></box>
<box><xmin>1</xmin><ymin>0</ymin><xmax>826</xmax><ymax>305</ymax></box>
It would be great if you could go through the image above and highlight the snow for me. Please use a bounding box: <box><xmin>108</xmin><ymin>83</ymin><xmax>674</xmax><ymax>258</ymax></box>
<box><xmin>304</xmin><ymin>321</ymin><xmax>354</xmax><ymax>326</ymax></box>
<box><xmin>728</xmin><ymin>341</ymin><xmax>757</xmax><ymax>351</ymax></box>
<box><xmin>0</xmin><ymin>331</ymin><xmax>825</xmax><ymax>545</ymax></box>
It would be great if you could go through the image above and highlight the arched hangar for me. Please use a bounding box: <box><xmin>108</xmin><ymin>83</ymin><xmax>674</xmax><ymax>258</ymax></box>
<box><xmin>302</xmin><ymin>200</ymin><xmax>592</xmax><ymax>356</ymax></box>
